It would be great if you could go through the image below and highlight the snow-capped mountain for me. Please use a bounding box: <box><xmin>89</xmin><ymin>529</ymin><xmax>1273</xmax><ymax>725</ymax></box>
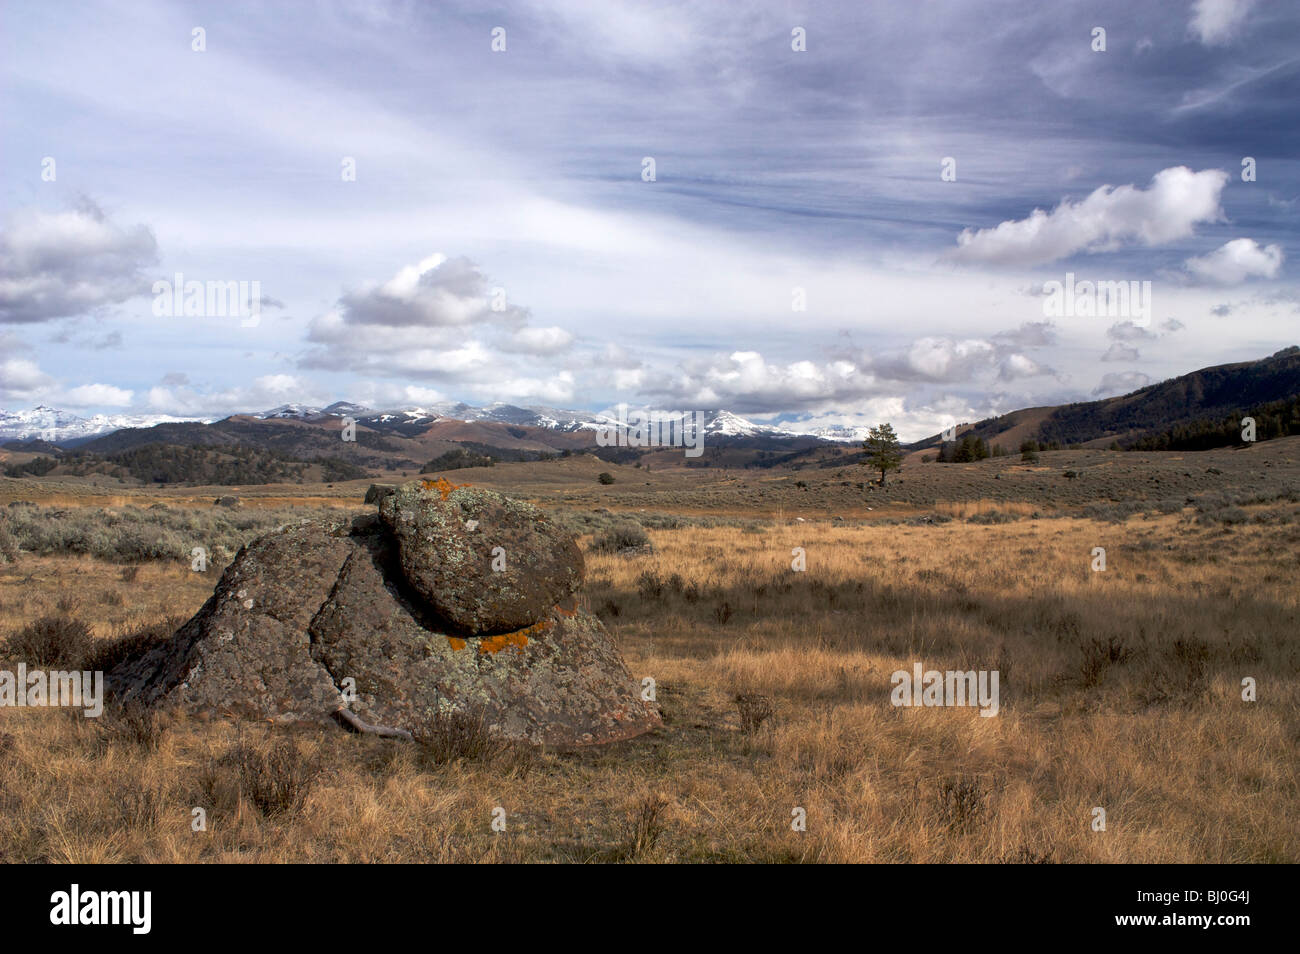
<box><xmin>786</xmin><ymin>423</ymin><xmax>873</xmax><ymax>443</ymax></box>
<box><xmin>256</xmin><ymin>401</ymin><xmax>376</xmax><ymax>419</ymax></box>
<box><xmin>529</xmin><ymin>407</ymin><xmax>799</xmax><ymax>439</ymax></box>
<box><xmin>251</xmin><ymin>401</ymin><xmax>804</xmax><ymax>437</ymax></box>
<box><xmin>419</xmin><ymin>402</ymin><xmax>608</xmax><ymax>431</ymax></box>
<box><xmin>253</xmin><ymin>401</ymin><xmax>610</xmax><ymax>433</ymax></box>
<box><xmin>703</xmin><ymin>410</ymin><xmax>787</xmax><ymax>437</ymax></box>
<box><xmin>258</xmin><ymin>403</ymin><xmax>328</xmax><ymax>420</ymax></box>
<box><xmin>0</xmin><ymin>406</ymin><xmax>209</xmax><ymax>443</ymax></box>
<box><xmin>2</xmin><ymin>401</ymin><xmax>854</xmax><ymax>446</ymax></box>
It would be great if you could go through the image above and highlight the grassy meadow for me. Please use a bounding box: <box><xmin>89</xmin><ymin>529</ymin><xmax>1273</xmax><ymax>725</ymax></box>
<box><xmin>1</xmin><ymin>453</ymin><xmax>1297</xmax><ymax>862</ymax></box>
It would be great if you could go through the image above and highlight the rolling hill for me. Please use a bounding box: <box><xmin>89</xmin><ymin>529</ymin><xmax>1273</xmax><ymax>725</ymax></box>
<box><xmin>914</xmin><ymin>346</ymin><xmax>1300</xmax><ymax>454</ymax></box>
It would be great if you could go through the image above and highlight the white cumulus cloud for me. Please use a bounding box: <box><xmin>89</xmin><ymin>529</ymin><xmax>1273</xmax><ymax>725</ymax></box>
<box><xmin>650</xmin><ymin>350</ymin><xmax>875</xmax><ymax>413</ymax></box>
<box><xmin>952</xmin><ymin>167</ymin><xmax>1228</xmax><ymax>267</ymax></box>
<box><xmin>145</xmin><ymin>374</ymin><xmax>321</xmax><ymax>416</ymax></box>
<box><xmin>0</xmin><ymin>358</ymin><xmax>56</xmax><ymax>399</ymax></box>
<box><xmin>62</xmin><ymin>384</ymin><xmax>133</xmax><ymax>407</ymax></box>
<box><xmin>1185</xmin><ymin>238</ymin><xmax>1284</xmax><ymax>284</ymax></box>
<box><xmin>0</xmin><ymin>200</ymin><xmax>157</xmax><ymax>323</ymax></box>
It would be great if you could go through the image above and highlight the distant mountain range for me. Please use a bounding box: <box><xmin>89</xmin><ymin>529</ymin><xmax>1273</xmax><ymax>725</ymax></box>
<box><xmin>1</xmin><ymin>398</ymin><xmax>835</xmax><ymax>484</ymax></box>
<box><xmin>253</xmin><ymin>402</ymin><xmax>795</xmax><ymax>440</ymax></box>
<box><xmin>0</xmin><ymin>401</ymin><xmax>805</xmax><ymax>446</ymax></box>
<box><xmin>0</xmin><ymin>406</ymin><xmax>207</xmax><ymax>444</ymax></box>
<box><xmin>5</xmin><ymin>346</ymin><xmax>1299</xmax><ymax>465</ymax></box>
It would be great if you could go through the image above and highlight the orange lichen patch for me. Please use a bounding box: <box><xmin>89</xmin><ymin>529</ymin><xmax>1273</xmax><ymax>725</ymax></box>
<box><xmin>477</xmin><ymin>618</ymin><xmax>556</xmax><ymax>655</ymax></box>
<box><xmin>420</xmin><ymin>477</ymin><xmax>471</xmax><ymax>500</ymax></box>
<box><xmin>446</xmin><ymin>636</ymin><xmax>467</xmax><ymax>651</ymax></box>
<box><xmin>478</xmin><ymin>632</ymin><xmax>529</xmax><ymax>655</ymax></box>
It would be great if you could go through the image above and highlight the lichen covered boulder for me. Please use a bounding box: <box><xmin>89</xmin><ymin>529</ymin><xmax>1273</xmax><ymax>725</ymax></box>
<box><xmin>109</xmin><ymin>522</ymin><xmax>353</xmax><ymax>721</ymax></box>
<box><xmin>309</xmin><ymin>530</ymin><xmax>653</xmax><ymax>745</ymax></box>
<box><xmin>378</xmin><ymin>482</ymin><xmax>583</xmax><ymax>635</ymax></box>
<box><xmin>107</xmin><ymin>487</ymin><xmax>658</xmax><ymax>747</ymax></box>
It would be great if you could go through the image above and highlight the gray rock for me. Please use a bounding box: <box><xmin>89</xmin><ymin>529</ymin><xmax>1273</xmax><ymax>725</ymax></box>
<box><xmin>364</xmin><ymin>484</ymin><xmax>395</xmax><ymax>505</ymax></box>
<box><xmin>310</xmin><ymin>530</ymin><xmax>657</xmax><ymax>745</ymax></box>
<box><xmin>109</xmin><ymin>522</ymin><xmax>353</xmax><ymax>722</ymax></box>
<box><xmin>107</xmin><ymin>507</ymin><xmax>657</xmax><ymax>747</ymax></box>
<box><xmin>378</xmin><ymin>482</ymin><xmax>583</xmax><ymax>635</ymax></box>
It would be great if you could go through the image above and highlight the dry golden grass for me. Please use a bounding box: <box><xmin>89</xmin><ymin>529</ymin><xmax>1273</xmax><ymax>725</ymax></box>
<box><xmin>934</xmin><ymin>498</ymin><xmax>1040</xmax><ymax>518</ymax></box>
<box><xmin>0</xmin><ymin>509</ymin><xmax>1296</xmax><ymax>863</ymax></box>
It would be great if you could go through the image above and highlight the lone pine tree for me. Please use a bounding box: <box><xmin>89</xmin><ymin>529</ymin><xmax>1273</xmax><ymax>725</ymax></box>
<box><xmin>863</xmin><ymin>423</ymin><xmax>903</xmax><ymax>486</ymax></box>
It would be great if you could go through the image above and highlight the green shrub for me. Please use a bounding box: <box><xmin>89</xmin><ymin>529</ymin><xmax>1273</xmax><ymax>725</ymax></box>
<box><xmin>0</xmin><ymin>504</ymin><xmax>362</xmax><ymax>564</ymax></box>
<box><xmin>1083</xmin><ymin>501</ymin><xmax>1143</xmax><ymax>523</ymax></box>
<box><xmin>1197</xmin><ymin>506</ymin><xmax>1248</xmax><ymax>526</ymax></box>
<box><xmin>967</xmin><ymin>510</ymin><xmax>1018</xmax><ymax>525</ymax></box>
<box><xmin>637</xmin><ymin>513</ymin><xmax>684</xmax><ymax>530</ymax></box>
<box><xmin>112</xmin><ymin>524</ymin><xmax>187</xmax><ymax>562</ymax></box>
<box><xmin>590</xmin><ymin>522</ymin><xmax>651</xmax><ymax>553</ymax></box>
<box><xmin>1192</xmin><ymin>493</ymin><xmax>1230</xmax><ymax>513</ymax></box>
<box><xmin>0</xmin><ymin>522</ymin><xmax>18</xmax><ymax>563</ymax></box>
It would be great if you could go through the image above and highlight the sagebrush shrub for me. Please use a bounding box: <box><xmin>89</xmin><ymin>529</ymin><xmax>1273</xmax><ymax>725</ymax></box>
<box><xmin>0</xmin><ymin>504</ymin><xmax>359</xmax><ymax>563</ymax></box>
<box><xmin>0</xmin><ymin>521</ymin><xmax>18</xmax><ymax>563</ymax></box>
<box><xmin>412</xmin><ymin>708</ymin><xmax>503</xmax><ymax>766</ymax></box>
<box><xmin>636</xmin><ymin>572</ymin><xmax>665</xmax><ymax>600</ymax></box>
<box><xmin>590</xmin><ymin>521</ymin><xmax>650</xmax><ymax>553</ymax></box>
<box><xmin>4</xmin><ymin>615</ymin><xmax>93</xmax><ymax>667</ymax></box>
<box><xmin>734</xmin><ymin>693</ymin><xmax>774</xmax><ymax>733</ymax></box>
<box><xmin>233</xmin><ymin>739</ymin><xmax>319</xmax><ymax>816</ymax></box>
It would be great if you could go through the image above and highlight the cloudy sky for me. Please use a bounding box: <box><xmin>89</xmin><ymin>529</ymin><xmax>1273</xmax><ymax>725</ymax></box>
<box><xmin>1</xmin><ymin>0</ymin><xmax>1296</xmax><ymax>439</ymax></box>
